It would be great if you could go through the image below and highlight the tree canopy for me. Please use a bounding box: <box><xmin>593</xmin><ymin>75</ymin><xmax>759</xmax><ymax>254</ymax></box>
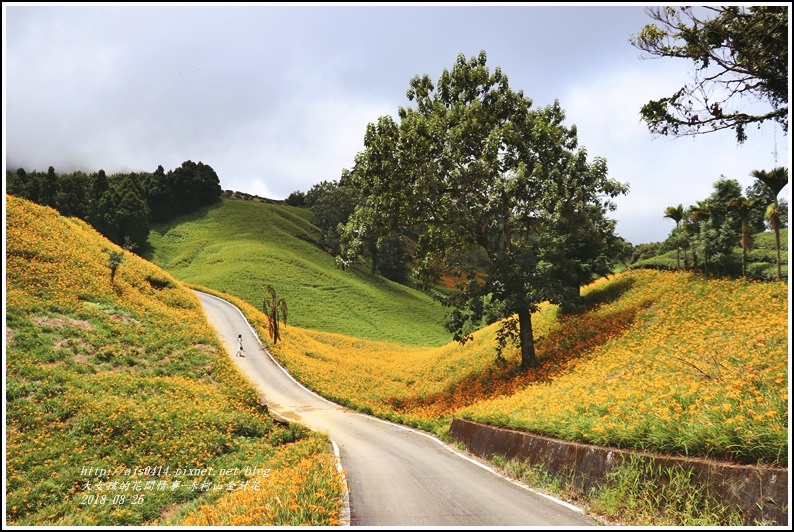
<box><xmin>6</xmin><ymin>160</ymin><xmax>222</xmax><ymax>250</ymax></box>
<box><xmin>629</xmin><ymin>5</ymin><xmax>789</xmax><ymax>143</ymax></box>
<box><xmin>341</xmin><ymin>51</ymin><xmax>628</xmax><ymax>369</ymax></box>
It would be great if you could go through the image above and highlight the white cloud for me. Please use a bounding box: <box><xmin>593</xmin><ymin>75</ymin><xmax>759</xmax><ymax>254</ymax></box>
<box><xmin>4</xmin><ymin>4</ymin><xmax>789</xmax><ymax>247</ymax></box>
<box><xmin>200</xmin><ymin>95</ymin><xmax>393</xmax><ymax>199</ymax></box>
<box><xmin>562</xmin><ymin>61</ymin><xmax>788</xmax><ymax>244</ymax></box>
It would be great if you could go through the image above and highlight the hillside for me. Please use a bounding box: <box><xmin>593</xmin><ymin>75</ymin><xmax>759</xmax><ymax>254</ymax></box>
<box><xmin>4</xmin><ymin>195</ymin><xmax>344</xmax><ymax>526</ymax></box>
<box><xmin>14</xmin><ymin>190</ymin><xmax>787</xmax><ymax>526</ymax></box>
<box><xmin>150</xmin><ymin>203</ymin><xmax>789</xmax><ymax>465</ymax></box>
<box><xmin>145</xmin><ymin>197</ymin><xmax>451</xmax><ymax>346</ymax></box>
<box><xmin>199</xmin><ymin>266</ymin><xmax>789</xmax><ymax>468</ymax></box>
<box><xmin>144</xmin><ymin>196</ymin><xmax>788</xmax><ymax>468</ymax></box>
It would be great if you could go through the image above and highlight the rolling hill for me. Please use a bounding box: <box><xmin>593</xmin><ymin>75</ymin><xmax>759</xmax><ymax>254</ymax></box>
<box><xmin>144</xmin><ymin>198</ymin><xmax>451</xmax><ymax>347</ymax></box>
<box><xmin>9</xmin><ymin>192</ymin><xmax>787</xmax><ymax>526</ymax></box>
<box><xmin>144</xmin><ymin>197</ymin><xmax>787</xmax><ymax>469</ymax></box>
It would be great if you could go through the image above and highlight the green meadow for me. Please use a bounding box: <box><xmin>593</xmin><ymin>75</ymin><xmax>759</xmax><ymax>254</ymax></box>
<box><xmin>145</xmin><ymin>198</ymin><xmax>450</xmax><ymax>347</ymax></box>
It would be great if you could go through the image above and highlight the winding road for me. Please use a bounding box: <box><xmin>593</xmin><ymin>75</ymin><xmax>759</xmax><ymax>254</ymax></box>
<box><xmin>195</xmin><ymin>290</ymin><xmax>597</xmax><ymax>527</ymax></box>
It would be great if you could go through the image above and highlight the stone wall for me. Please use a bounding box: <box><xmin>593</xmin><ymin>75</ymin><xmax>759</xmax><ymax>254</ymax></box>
<box><xmin>449</xmin><ymin>418</ymin><xmax>788</xmax><ymax>526</ymax></box>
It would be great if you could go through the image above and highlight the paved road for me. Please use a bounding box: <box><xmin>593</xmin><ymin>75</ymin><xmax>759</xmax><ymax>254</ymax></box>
<box><xmin>195</xmin><ymin>290</ymin><xmax>597</xmax><ymax>527</ymax></box>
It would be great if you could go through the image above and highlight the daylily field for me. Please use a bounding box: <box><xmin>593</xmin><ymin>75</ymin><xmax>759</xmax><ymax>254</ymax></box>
<box><xmin>214</xmin><ymin>269</ymin><xmax>788</xmax><ymax>467</ymax></box>
<box><xmin>4</xmin><ymin>193</ymin><xmax>789</xmax><ymax>527</ymax></box>
<box><xmin>5</xmin><ymin>195</ymin><xmax>345</xmax><ymax>526</ymax></box>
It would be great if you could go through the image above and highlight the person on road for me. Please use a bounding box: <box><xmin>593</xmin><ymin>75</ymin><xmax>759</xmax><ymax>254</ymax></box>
<box><xmin>236</xmin><ymin>334</ymin><xmax>245</xmax><ymax>357</ymax></box>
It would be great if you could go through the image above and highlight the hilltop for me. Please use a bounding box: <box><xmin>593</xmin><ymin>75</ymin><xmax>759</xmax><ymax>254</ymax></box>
<box><xmin>145</xmin><ymin>197</ymin><xmax>451</xmax><ymax>346</ymax></box>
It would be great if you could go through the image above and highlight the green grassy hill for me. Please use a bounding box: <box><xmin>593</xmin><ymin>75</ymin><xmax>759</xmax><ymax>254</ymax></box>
<box><xmin>145</xmin><ymin>198</ymin><xmax>450</xmax><ymax>346</ymax></box>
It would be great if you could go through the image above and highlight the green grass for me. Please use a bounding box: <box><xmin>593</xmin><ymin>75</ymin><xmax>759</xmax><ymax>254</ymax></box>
<box><xmin>145</xmin><ymin>198</ymin><xmax>450</xmax><ymax>346</ymax></box>
<box><xmin>491</xmin><ymin>454</ymin><xmax>747</xmax><ymax>526</ymax></box>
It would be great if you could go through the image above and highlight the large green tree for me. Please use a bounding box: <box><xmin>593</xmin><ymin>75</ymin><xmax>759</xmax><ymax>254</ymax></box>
<box><xmin>342</xmin><ymin>51</ymin><xmax>628</xmax><ymax>369</ymax></box>
<box><xmin>40</xmin><ymin>166</ymin><xmax>59</xmax><ymax>208</ymax></box>
<box><xmin>144</xmin><ymin>165</ymin><xmax>174</xmax><ymax>223</ymax></box>
<box><xmin>307</xmin><ymin>179</ymin><xmax>359</xmax><ymax>257</ymax></box>
<box><xmin>115</xmin><ymin>175</ymin><xmax>150</xmax><ymax>249</ymax></box>
<box><xmin>5</xmin><ymin>168</ymin><xmax>32</xmax><ymax>199</ymax></box>
<box><xmin>93</xmin><ymin>188</ymin><xmax>120</xmax><ymax>243</ymax></box>
<box><xmin>629</xmin><ymin>6</ymin><xmax>788</xmax><ymax>143</ymax></box>
<box><xmin>704</xmin><ymin>178</ymin><xmax>744</xmax><ymax>276</ymax></box>
<box><xmin>168</xmin><ymin>160</ymin><xmax>222</xmax><ymax>216</ymax></box>
<box><xmin>55</xmin><ymin>171</ymin><xmax>90</xmax><ymax>219</ymax></box>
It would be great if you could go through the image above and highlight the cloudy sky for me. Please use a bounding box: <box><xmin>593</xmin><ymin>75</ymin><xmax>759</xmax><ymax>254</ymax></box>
<box><xmin>3</xmin><ymin>3</ymin><xmax>790</xmax><ymax>245</ymax></box>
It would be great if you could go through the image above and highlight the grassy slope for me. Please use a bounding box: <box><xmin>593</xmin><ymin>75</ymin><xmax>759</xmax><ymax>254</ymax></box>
<box><xmin>145</xmin><ymin>200</ymin><xmax>788</xmax><ymax>468</ymax></box>
<box><xmin>252</xmin><ymin>270</ymin><xmax>787</xmax><ymax>466</ymax></box>
<box><xmin>145</xmin><ymin>198</ymin><xmax>450</xmax><ymax>347</ymax></box>
<box><xmin>4</xmin><ymin>195</ymin><xmax>344</xmax><ymax>526</ymax></box>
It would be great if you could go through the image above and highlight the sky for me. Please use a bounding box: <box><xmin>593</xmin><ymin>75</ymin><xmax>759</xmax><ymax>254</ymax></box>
<box><xmin>3</xmin><ymin>2</ymin><xmax>791</xmax><ymax>245</ymax></box>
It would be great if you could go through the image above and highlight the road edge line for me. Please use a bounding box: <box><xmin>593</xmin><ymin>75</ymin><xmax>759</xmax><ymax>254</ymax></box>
<box><xmin>194</xmin><ymin>290</ymin><xmax>353</xmax><ymax>526</ymax></box>
<box><xmin>195</xmin><ymin>289</ymin><xmax>586</xmax><ymax>518</ymax></box>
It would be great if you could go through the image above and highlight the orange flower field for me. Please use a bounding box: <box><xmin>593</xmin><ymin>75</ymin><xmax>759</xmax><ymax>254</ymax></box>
<box><xmin>5</xmin><ymin>192</ymin><xmax>788</xmax><ymax>527</ymax></box>
<box><xmin>5</xmin><ymin>195</ymin><xmax>345</xmax><ymax>525</ymax></box>
<box><xmin>217</xmin><ymin>268</ymin><xmax>788</xmax><ymax>467</ymax></box>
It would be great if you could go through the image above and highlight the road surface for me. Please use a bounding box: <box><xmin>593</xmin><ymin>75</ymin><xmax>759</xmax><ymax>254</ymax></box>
<box><xmin>195</xmin><ymin>290</ymin><xmax>597</xmax><ymax>527</ymax></box>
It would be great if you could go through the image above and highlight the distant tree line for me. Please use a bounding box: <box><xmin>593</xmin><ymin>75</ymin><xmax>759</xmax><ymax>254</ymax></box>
<box><xmin>625</xmin><ymin>168</ymin><xmax>789</xmax><ymax>280</ymax></box>
<box><xmin>5</xmin><ymin>160</ymin><xmax>222</xmax><ymax>251</ymax></box>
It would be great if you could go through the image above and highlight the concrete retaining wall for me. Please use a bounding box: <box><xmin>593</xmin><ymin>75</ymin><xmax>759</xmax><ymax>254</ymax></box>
<box><xmin>449</xmin><ymin>418</ymin><xmax>788</xmax><ymax>526</ymax></box>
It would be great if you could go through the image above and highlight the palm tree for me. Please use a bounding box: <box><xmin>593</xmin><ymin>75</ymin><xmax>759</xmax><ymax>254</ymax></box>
<box><xmin>688</xmin><ymin>201</ymin><xmax>711</xmax><ymax>273</ymax></box>
<box><xmin>663</xmin><ymin>204</ymin><xmax>685</xmax><ymax>269</ymax></box>
<box><xmin>263</xmin><ymin>285</ymin><xmax>288</xmax><ymax>345</ymax></box>
<box><xmin>751</xmin><ymin>167</ymin><xmax>789</xmax><ymax>280</ymax></box>
<box><xmin>727</xmin><ymin>196</ymin><xmax>758</xmax><ymax>278</ymax></box>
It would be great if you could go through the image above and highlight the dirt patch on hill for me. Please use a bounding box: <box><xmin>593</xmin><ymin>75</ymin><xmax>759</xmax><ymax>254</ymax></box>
<box><xmin>31</xmin><ymin>316</ymin><xmax>95</xmax><ymax>331</ymax></box>
<box><xmin>110</xmin><ymin>314</ymin><xmax>141</xmax><ymax>327</ymax></box>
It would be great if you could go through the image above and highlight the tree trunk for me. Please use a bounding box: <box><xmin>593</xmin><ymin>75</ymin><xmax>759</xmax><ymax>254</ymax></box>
<box><xmin>741</xmin><ymin>225</ymin><xmax>750</xmax><ymax>278</ymax></box>
<box><xmin>775</xmin><ymin>227</ymin><xmax>781</xmax><ymax>280</ymax></box>
<box><xmin>517</xmin><ymin>306</ymin><xmax>539</xmax><ymax>369</ymax></box>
